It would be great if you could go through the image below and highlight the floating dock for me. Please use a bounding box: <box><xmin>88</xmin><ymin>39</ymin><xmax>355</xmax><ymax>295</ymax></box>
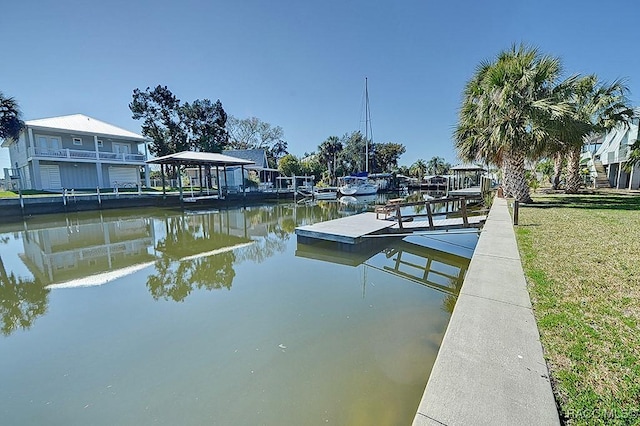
<box><xmin>295</xmin><ymin>212</ymin><xmax>486</xmax><ymax>245</ymax></box>
<box><xmin>295</xmin><ymin>212</ymin><xmax>395</xmax><ymax>244</ymax></box>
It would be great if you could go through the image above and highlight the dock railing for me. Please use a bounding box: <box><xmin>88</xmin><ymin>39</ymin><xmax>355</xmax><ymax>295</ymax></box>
<box><xmin>375</xmin><ymin>195</ymin><xmax>484</xmax><ymax>230</ymax></box>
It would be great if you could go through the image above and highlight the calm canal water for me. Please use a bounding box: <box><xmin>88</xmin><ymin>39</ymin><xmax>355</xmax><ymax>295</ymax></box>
<box><xmin>0</xmin><ymin>198</ymin><xmax>477</xmax><ymax>425</ymax></box>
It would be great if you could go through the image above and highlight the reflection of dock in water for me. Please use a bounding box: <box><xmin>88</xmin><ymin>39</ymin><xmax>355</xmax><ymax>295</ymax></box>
<box><xmin>373</xmin><ymin>237</ymin><xmax>471</xmax><ymax>295</ymax></box>
<box><xmin>296</xmin><ymin>233</ymin><xmax>474</xmax><ymax>296</ymax></box>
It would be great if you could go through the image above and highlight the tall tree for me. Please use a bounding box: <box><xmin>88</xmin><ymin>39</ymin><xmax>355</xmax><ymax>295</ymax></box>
<box><xmin>268</xmin><ymin>139</ymin><xmax>289</xmax><ymax>169</ymax></box>
<box><xmin>561</xmin><ymin>77</ymin><xmax>632</xmax><ymax>193</ymax></box>
<box><xmin>409</xmin><ymin>159</ymin><xmax>427</xmax><ymax>179</ymax></box>
<box><xmin>339</xmin><ymin>131</ymin><xmax>368</xmax><ymax>174</ymax></box>
<box><xmin>0</xmin><ymin>91</ymin><xmax>24</xmax><ymax>142</ymax></box>
<box><xmin>226</xmin><ymin>116</ymin><xmax>288</xmax><ymax>167</ymax></box>
<box><xmin>300</xmin><ymin>157</ymin><xmax>324</xmax><ymax>183</ymax></box>
<box><xmin>373</xmin><ymin>142</ymin><xmax>406</xmax><ymax>172</ymax></box>
<box><xmin>455</xmin><ymin>44</ymin><xmax>573</xmax><ymax>202</ymax></box>
<box><xmin>426</xmin><ymin>156</ymin><xmax>450</xmax><ymax>175</ymax></box>
<box><xmin>181</xmin><ymin>99</ymin><xmax>229</xmax><ymax>153</ymax></box>
<box><xmin>130</xmin><ymin>85</ymin><xmax>228</xmax><ymax>156</ymax></box>
<box><xmin>318</xmin><ymin>136</ymin><xmax>343</xmax><ymax>184</ymax></box>
<box><xmin>226</xmin><ymin>115</ymin><xmax>280</xmax><ymax>149</ymax></box>
<box><xmin>130</xmin><ymin>85</ymin><xmax>184</xmax><ymax>157</ymax></box>
<box><xmin>278</xmin><ymin>154</ymin><xmax>301</xmax><ymax>177</ymax></box>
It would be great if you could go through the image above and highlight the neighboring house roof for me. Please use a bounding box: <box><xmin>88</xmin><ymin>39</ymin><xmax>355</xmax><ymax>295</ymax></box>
<box><xmin>222</xmin><ymin>149</ymin><xmax>268</xmax><ymax>168</ymax></box>
<box><xmin>147</xmin><ymin>151</ymin><xmax>255</xmax><ymax>167</ymax></box>
<box><xmin>596</xmin><ymin>124</ymin><xmax>628</xmax><ymax>157</ymax></box>
<box><xmin>25</xmin><ymin>114</ymin><xmax>145</xmax><ymax>141</ymax></box>
<box><xmin>450</xmin><ymin>164</ymin><xmax>486</xmax><ymax>172</ymax></box>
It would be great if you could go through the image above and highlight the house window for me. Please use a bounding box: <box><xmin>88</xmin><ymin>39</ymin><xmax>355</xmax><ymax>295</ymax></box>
<box><xmin>112</xmin><ymin>142</ymin><xmax>131</xmax><ymax>154</ymax></box>
<box><xmin>36</xmin><ymin>135</ymin><xmax>61</xmax><ymax>151</ymax></box>
<box><xmin>97</xmin><ymin>139</ymin><xmax>104</xmax><ymax>147</ymax></box>
<box><xmin>73</xmin><ymin>137</ymin><xmax>82</xmax><ymax>146</ymax></box>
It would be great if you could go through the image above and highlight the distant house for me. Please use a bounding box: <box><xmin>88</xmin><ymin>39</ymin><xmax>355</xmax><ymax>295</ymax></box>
<box><xmin>222</xmin><ymin>149</ymin><xmax>280</xmax><ymax>187</ymax></box>
<box><xmin>1</xmin><ymin>114</ymin><xmax>149</xmax><ymax>191</ymax></box>
<box><xmin>585</xmin><ymin>113</ymin><xmax>640</xmax><ymax>190</ymax></box>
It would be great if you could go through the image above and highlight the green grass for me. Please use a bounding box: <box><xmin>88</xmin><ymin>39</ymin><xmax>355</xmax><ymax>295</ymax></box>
<box><xmin>515</xmin><ymin>191</ymin><xmax>640</xmax><ymax>425</ymax></box>
<box><xmin>0</xmin><ymin>188</ymin><xmax>169</xmax><ymax>198</ymax></box>
<box><xmin>0</xmin><ymin>190</ymin><xmax>58</xmax><ymax>197</ymax></box>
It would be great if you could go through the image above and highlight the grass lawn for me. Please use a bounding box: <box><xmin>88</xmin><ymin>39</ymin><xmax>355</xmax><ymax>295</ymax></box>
<box><xmin>515</xmin><ymin>190</ymin><xmax>640</xmax><ymax>425</ymax></box>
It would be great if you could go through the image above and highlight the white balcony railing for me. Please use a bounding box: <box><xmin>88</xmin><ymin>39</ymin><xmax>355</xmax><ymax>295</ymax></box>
<box><xmin>606</xmin><ymin>146</ymin><xmax>629</xmax><ymax>164</ymax></box>
<box><xmin>30</xmin><ymin>147</ymin><xmax>146</xmax><ymax>163</ymax></box>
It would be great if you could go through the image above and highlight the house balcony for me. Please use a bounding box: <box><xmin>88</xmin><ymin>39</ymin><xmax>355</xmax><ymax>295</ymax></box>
<box><xmin>605</xmin><ymin>146</ymin><xmax>629</xmax><ymax>165</ymax></box>
<box><xmin>28</xmin><ymin>147</ymin><xmax>146</xmax><ymax>165</ymax></box>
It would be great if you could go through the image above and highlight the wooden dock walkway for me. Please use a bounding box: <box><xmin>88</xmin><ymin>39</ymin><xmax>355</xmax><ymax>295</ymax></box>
<box><xmin>296</xmin><ymin>195</ymin><xmax>489</xmax><ymax>245</ymax></box>
<box><xmin>295</xmin><ymin>212</ymin><xmax>395</xmax><ymax>244</ymax></box>
<box><xmin>295</xmin><ymin>213</ymin><xmax>487</xmax><ymax>245</ymax></box>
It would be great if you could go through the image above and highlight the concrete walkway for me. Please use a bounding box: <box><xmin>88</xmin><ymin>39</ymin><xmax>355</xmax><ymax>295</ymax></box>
<box><xmin>413</xmin><ymin>197</ymin><xmax>559</xmax><ymax>425</ymax></box>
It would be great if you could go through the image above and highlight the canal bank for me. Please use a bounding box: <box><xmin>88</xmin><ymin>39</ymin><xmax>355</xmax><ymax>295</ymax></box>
<box><xmin>0</xmin><ymin>191</ymin><xmax>295</xmax><ymax>221</ymax></box>
<box><xmin>413</xmin><ymin>197</ymin><xmax>559</xmax><ymax>425</ymax></box>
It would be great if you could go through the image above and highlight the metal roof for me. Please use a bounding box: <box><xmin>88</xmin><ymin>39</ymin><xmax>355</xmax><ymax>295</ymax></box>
<box><xmin>25</xmin><ymin>114</ymin><xmax>145</xmax><ymax>141</ymax></box>
<box><xmin>450</xmin><ymin>164</ymin><xmax>486</xmax><ymax>171</ymax></box>
<box><xmin>222</xmin><ymin>149</ymin><xmax>268</xmax><ymax>168</ymax></box>
<box><xmin>146</xmin><ymin>151</ymin><xmax>255</xmax><ymax>166</ymax></box>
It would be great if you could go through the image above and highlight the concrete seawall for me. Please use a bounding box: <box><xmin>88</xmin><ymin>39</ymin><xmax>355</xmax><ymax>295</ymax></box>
<box><xmin>0</xmin><ymin>191</ymin><xmax>294</xmax><ymax>221</ymax></box>
<box><xmin>413</xmin><ymin>197</ymin><xmax>559</xmax><ymax>425</ymax></box>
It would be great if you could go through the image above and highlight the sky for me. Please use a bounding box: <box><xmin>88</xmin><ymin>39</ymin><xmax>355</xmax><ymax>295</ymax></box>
<box><xmin>2</xmin><ymin>0</ymin><xmax>640</xmax><ymax>172</ymax></box>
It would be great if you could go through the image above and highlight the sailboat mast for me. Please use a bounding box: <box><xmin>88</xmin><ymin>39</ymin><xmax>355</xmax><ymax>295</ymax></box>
<box><xmin>365</xmin><ymin>77</ymin><xmax>369</xmax><ymax>173</ymax></box>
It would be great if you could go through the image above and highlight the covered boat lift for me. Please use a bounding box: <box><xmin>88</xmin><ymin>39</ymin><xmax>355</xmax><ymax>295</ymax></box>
<box><xmin>146</xmin><ymin>151</ymin><xmax>255</xmax><ymax>202</ymax></box>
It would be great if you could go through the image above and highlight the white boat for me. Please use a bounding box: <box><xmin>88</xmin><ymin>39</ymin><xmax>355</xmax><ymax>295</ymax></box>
<box><xmin>338</xmin><ymin>78</ymin><xmax>379</xmax><ymax>197</ymax></box>
<box><xmin>338</xmin><ymin>175</ymin><xmax>378</xmax><ymax>196</ymax></box>
<box><xmin>313</xmin><ymin>186</ymin><xmax>338</xmax><ymax>200</ymax></box>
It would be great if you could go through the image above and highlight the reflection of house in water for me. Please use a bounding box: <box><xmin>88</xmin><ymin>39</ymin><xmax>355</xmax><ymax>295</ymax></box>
<box><xmin>17</xmin><ymin>204</ymin><xmax>302</xmax><ymax>291</ymax></box>
<box><xmin>20</xmin><ymin>217</ymin><xmax>155</xmax><ymax>285</ymax></box>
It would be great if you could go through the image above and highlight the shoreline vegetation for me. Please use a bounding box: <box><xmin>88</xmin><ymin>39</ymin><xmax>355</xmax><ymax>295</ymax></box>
<box><xmin>515</xmin><ymin>190</ymin><xmax>640</xmax><ymax>425</ymax></box>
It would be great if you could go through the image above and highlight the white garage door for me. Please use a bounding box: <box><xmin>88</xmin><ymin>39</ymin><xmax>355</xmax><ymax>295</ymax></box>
<box><xmin>109</xmin><ymin>167</ymin><xmax>138</xmax><ymax>188</ymax></box>
<box><xmin>40</xmin><ymin>165</ymin><xmax>62</xmax><ymax>190</ymax></box>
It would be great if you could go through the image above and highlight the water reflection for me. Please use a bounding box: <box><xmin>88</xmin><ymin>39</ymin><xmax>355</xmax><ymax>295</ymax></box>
<box><xmin>296</xmin><ymin>232</ymin><xmax>475</xmax><ymax>314</ymax></box>
<box><xmin>147</xmin><ymin>213</ymin><xmax>252</xmax><ymax>302</ymax></box>
<box><xmin>21</xmin><ymin>215</ymin><xmax>155</xmax><ymax>286</ymax></box>
<box><xmin>0</xmin><ymin>256</ymin><xmax>48</xmax><ymax>336</ymax></box>
<box><xmin>0</xmin><ymin>203</ymin><xmax>350</xmax><ymax>335</ymax></box>
<box><xmin>0</xmin><ymin>200</ymin><xmax>475</xmax><ymax>336</ymax></box>
<box><xmin>0</xmin><ymin>199</ymin><xmax>475</xmax><ymax>425</ymax></box>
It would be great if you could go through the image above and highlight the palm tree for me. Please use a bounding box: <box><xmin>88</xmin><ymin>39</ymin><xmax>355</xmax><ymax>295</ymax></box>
<box><xmin>454</xmin><ymin>45</ymin><xmax>573</xmax><ymax>203</ymax></box>
<box><xmin>318</xmin><ymin>136</ymin><xmax>342</xmax><ymax>185</ymax></box>
<box><xmin>0</xmin><ymin>91</ymin><xmax>24</xmax><ymax>142</ymax></box>
<box><xmin>561</xmin><ymin>77</ymin><xmax>632</xmax><ymax>193</ymax></box>
<box><xmin>409</xmin><ymin>159</ymin><xmax>427</xmax><ymax>180</ymax></box>
<box><xmin>426</xmin><ymin>156</ymin><xmax>448</xmax><ymax>175</ymax></box>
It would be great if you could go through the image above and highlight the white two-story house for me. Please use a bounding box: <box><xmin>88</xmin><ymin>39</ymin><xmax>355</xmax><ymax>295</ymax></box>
<box><xmin>2</xmin><ymin>114</ymin><xmax>149</xmax><ymax>191</ymax></box>
<box><xmin>583</xmin><ymin>111</ymin><xmax>640</xmax><ymax>190</ymax></box>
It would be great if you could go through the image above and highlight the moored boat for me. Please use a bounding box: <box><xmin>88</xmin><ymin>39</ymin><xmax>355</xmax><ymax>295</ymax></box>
<box><xmin>313</xmin><ymin>186</ymin><xmax>338</xmax><ymax>200</ymax></box>
<box><xmin>338</xmin><ymin>175</ymin><xmax>378</xmax><ymax>196</ymax></box>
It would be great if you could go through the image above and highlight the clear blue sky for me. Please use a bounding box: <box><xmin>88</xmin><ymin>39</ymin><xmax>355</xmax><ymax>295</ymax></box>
<box><xmin>2</xmin><ymin>0</ymin><xmax>639</xmax><ymax>172</ymax></box>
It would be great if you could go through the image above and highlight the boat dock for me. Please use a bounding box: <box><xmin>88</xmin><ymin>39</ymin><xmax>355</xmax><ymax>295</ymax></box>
<box><xmin>296</xmin><ymin>212</ymin><xmax>395</xmax><ymax>244</ymax></box>
<box><xmin>295</xmin><ymin>196</ymin><xmax>487</xmax><ymax>245</ymax></box>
